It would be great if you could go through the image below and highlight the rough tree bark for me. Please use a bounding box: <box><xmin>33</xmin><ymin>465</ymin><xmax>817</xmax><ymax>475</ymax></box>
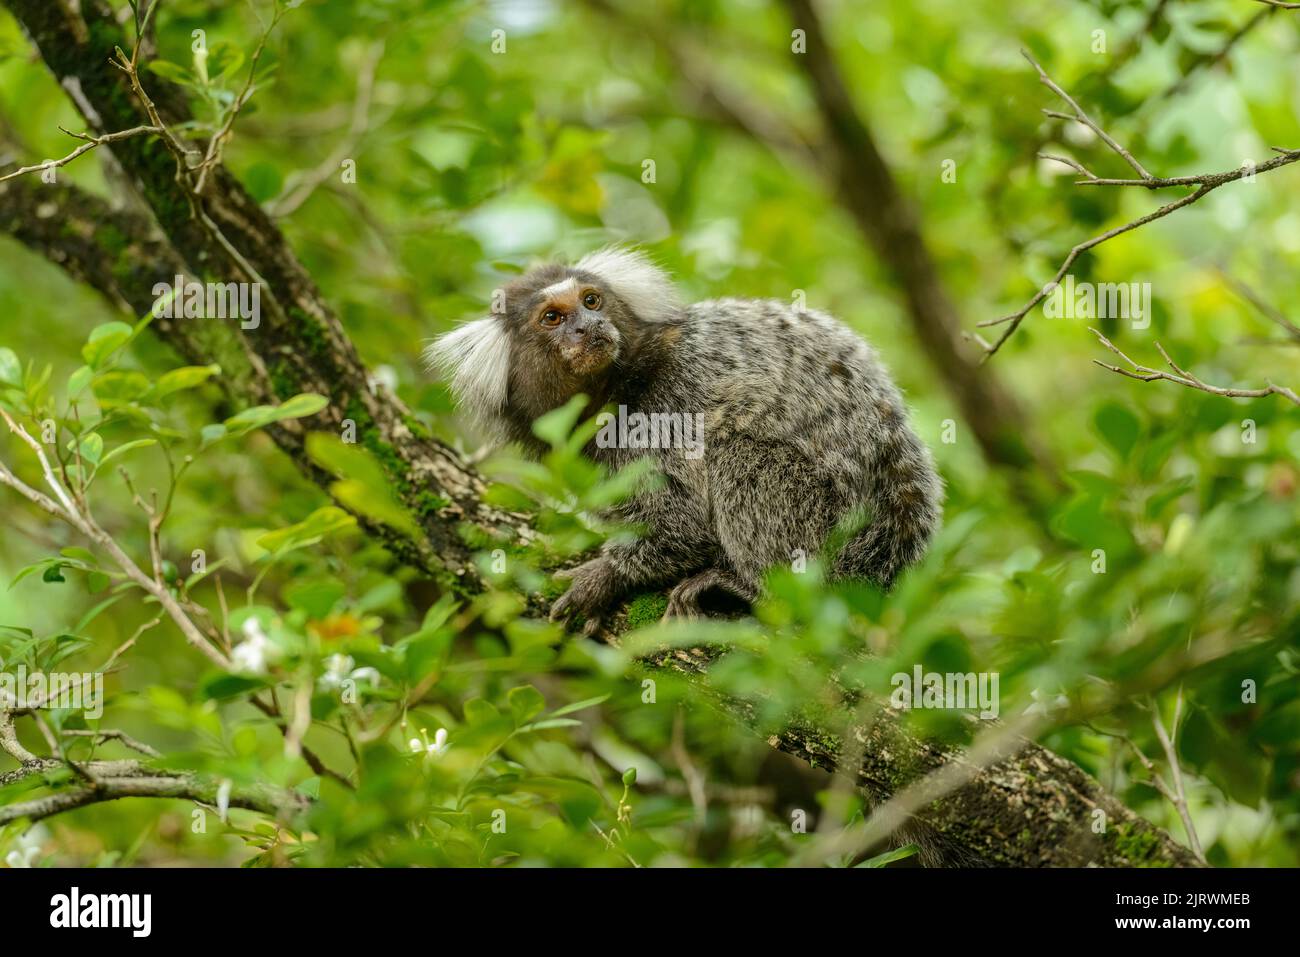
<box><xmin>0</xmin><ymin>0</ymin><xmax>1195</xmax><ymax>866</ymax></box>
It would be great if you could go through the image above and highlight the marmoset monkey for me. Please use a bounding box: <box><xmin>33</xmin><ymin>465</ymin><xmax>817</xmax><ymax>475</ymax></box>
<box><xmin>427</xmin><ymin>248</ymin><xmax>941</xmax><ymax>633</ymax></box>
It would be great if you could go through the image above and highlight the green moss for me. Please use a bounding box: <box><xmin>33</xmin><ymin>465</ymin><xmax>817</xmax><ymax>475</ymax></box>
<box><xmin>268</xmin><ymin>357</ymin><xmax>298</xmax><ymax>400</ymax></box>
<box><xmin>291</xmin><ymin>306</ymin><xmax>332</xmax><ymax>362</ymax></box>
<box><xmin>414</xmin><ymin>489</ymin><xmax>452</xmax><ymax>518</ymax></box>
<box><xmin>1108</xmin><ymin>821</ymin><xmax>1173</xmax><ymax>867</ymax></box>
<box><xmin>539</xmin><ymin>575</ymin><xmax>570</xmax><ymax>602</ymax></box>
<box><xmin>624</xmin><ymin>592</ymin><xmax>669</xmax><ymax>630</ymax></box>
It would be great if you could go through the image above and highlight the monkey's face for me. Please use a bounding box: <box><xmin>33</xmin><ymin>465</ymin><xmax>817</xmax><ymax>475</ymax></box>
<box><xmin>511</xmin><ymin>271</ymin><xmax>623</xmax><ymax>382</ymax></box>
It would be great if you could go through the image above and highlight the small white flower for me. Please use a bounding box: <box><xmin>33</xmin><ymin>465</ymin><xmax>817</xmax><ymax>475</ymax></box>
<box><xmin>232</xmin><ymin>618</ymin><xmax>273</xmax><ymax>674</ymax></box>
<box><xmin>231</xmin><ymin>637</ymin><xmax>268</xmax><ymax>675</ymax></box>
<box><xmin>318</xmin><ymin>654</ymin><xmax>355</xmax><ymax>690</ymax></box>
<box><xmin>318</xmin><ymin>655</ymin><xmax>380</xmax><ymax>691</ymax></box>
<box><xmin>216</xmin><ymin>779</ymin><xmax>232</xmax><ymax>823</ymax></box>
<box><xmin>428</xmin><ymin>727</ymin><xmax>449</xmax><ymax>756</ymax></box>
<box><xmin>3</xmin><ymin>825</ymin><xmax>48</xmax><ymax>868</ymax></box>
<box><xmin>408</xmin><ymin>727</ymin><xmax>449</xmax><ymax>757</ymax></box>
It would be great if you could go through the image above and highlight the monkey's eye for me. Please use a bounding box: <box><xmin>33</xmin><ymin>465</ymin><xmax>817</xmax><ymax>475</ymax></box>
<box><xmin>540</xmin><ymin>309</ymin><xmax>562</xmax><ymax>328</ymax></box>
<box><xmin>582</xmin><ymin>291</ymin><xmax>602</xmax><ymax>310</ymax></box>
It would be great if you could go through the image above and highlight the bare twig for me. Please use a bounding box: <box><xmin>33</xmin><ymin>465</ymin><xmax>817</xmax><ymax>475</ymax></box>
<box><xmin>982</xmin><ymin>51</ymin><xmax>1300</xmax><ymax>357</ymax></box>
<box><xmin>62</xmin><ymin>729</ymin><xmax>162</xmax><ymax>758</ymax></box>
<box><xmin>1149</xmin><ymin>696</ymin><xmax>1206</xmax><ymax>863</ymax></box>
<box><xmin>1090</xmin><ymin>327</ymin><xmax>1300</xmax><ymax>406</ymax></box>
<box><xmin>1023</xmin><ymin>49</ymin><xmax>1152</xmax><ymax>182</ymax></box>
<box><xmin>0</xmin><ymin>125</ymin><xmax>161</xmax><ymax>184</ymax></box>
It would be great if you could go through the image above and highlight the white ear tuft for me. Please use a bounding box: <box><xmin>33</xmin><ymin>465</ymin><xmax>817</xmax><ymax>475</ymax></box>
<box><xmin>424</xmin><ymin>317</ymin><xmax>511</xmax><ymax>423</ymax></box>
<box><xmin>574</xmin><ymin>246</ymin><xmax>681</xmax><ymax>324</ymax></box>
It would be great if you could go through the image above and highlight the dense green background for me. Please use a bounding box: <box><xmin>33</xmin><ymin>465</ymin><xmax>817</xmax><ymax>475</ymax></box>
<box><xmin>0</xmin><ymin>0</ymin><xmax>1297</xmax><ymax>866</ymax></box>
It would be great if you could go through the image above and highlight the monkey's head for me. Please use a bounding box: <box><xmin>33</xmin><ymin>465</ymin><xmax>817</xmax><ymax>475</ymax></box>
<box><xmin>425</xmin><ymin>247</ymin><xmax>681</xmax><ymax>435</ymax></box>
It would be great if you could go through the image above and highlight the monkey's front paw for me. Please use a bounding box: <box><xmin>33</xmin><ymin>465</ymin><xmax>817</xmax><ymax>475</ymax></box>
<box><xmin>549</xmin><ymin>558</ymin><xmax>617</xmax><ymax>634</ymax></box>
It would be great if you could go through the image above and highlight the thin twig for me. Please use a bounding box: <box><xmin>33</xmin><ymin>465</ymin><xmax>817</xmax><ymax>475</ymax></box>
<box><xmin>62</xmin><ymin>729</ymin><xmax>162</xmax><ymax>758</ymax></box>
<box><xmin>1023</xmin><ymin>49</ymin><xmax>1152</xmax><ymax>182</ymax></box>
<box><xmin>1149</xmin><ymin>696</ymin><xmax>1206</xmax><ymax>862</ymax></box>
<box><xmin>1090</xmin><ymin>327</ymin><xmax>1300</xmax><ymax>406</ymax></box>
<box><xmin>0</xmin><ymin>125</ymin><xmax>161</xmax><ymax>184</ymax></box>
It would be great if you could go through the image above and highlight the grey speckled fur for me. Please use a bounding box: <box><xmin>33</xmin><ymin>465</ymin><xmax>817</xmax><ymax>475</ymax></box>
<box><xmin>428</xmin><ymin>251</ymin><xmax>943</xmax><ymax>627</ymax></box>
<box><xmin>597</xmin><ymin>297</ymin><xmax>942</xmax><ymax>592</ymax></box>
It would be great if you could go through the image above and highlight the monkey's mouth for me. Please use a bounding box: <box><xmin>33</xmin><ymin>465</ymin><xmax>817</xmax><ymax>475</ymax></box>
<box><xmin>563</xmin><ymin>335</ymin><xmax>618</xmax><ymax>376</ymax></box>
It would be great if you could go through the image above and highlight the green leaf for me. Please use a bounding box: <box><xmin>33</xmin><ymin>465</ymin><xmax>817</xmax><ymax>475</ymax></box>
<box><xmin>146</xmin><ymin>60</ymin><xmax>195</xmax><ymax>85</ymax></box>
<box><xmin>198</xmin><ymin>672</ymin><xmax>270</xmax><ymax>701</ymax></box>
<box><xmin>532</xmin><ymin>394</ymin><xmax>588</xmax><ymax>449</ymax></box>
<box><xmin>59</xmin><ymin>546</ymin><xmax>98</xmax><ymax>566</ymax></box>
<box><xmin>91</xmin><ymin>370</ymin><xmax>150</xmax><ymax>406</ymax></box>
<box><xmin>153</xmin><ymin>364</ymin><xmax>221</xmax><ymax>399</ymax></box>
<box><xmin>463</xmin><ymin>697</ymin><xmax>501</xmax><ymax>725</ymax></box>
<box><xmin>81</xmin><ymin>322</ymin><xmax>134</xmax><ymax>369</ymax></box>
<box><xmin>225</xmin><ymin>393</ymin><xmax>328</xmax><ymax>435</ymax></box>
<box><xmin>507</xmin><ymin>684</ymin><xmax>546</xmax><ymax>724</ymax></box>
<box><xmin>66</xmin><ymin>365</ymin><xmax>93</xmax><ymax>399</ymax></box>
<box><xmin>199</xmin><ymin>423</ymin><xmax>227</xmax><ymax>448</ymax></box>
<box><xmin>1094</xmin><ymin>401</ymin><xmax>1140</xmax><ymax>461</ymax></box>
<box><xmin>100</xmin><ymin>438</ymin><xmax>158</xmax><ymax>468</ymax></box>
<box><xmin>74</xmin><ymin>594</ymin><xmax>124</xmax><ymax>633</ymax></box>
<box><xmin>306</xmin><ymin>432</ymin><xmax>420</xmax><ymax>539</ymax></box>
<box><xmin>518</xmin><ymin>718</ymin><xmax>582</xmax><ymax>732</ymax></box>
<box><xmin>549</xmin><ymin>693</ymin><xmax>610</xmax><ymax>717</ymax></box>
<box><xmin>41</xmin><ymin>564</ymin><xmax>66</xmax><ymax>584</ymax></box>
<box><xmin>855</xmin><ymin>843</ymin><xmax>919</xmax><ymax>868</ymax></box>
<box><xmin>77</xmin><ymin>432</ymin><xmax>103</xmax><ymax>466</ymax></box>
<box><xmin>256</xmin><ymin>505</ymin><xmax>356</xmax><ymax>553</ymax></box>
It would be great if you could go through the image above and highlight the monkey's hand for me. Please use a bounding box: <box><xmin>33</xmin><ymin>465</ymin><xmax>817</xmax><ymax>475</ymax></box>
<box><xmin>549</xmin><ymin>557</ymin><xmax>618</xmax><ymax>637</ymax></box>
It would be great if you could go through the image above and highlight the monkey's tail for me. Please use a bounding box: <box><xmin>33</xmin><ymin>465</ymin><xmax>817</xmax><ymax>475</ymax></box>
<box><xmin>831</xmin><ymin>421</ymin><xmax>942</xmax><ymax>589</ymax></box>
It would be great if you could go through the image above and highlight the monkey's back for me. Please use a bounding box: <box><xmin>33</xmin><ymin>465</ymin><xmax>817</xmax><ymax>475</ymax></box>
<box><xmin>671</xmin><ymin>298</ymin><xmax>906</xmax><ymax>469</ymax></box>
<box><xmin>639</xmin><ymin>297</ymin><xmax>940</xmax><ymax>587</ymax></box>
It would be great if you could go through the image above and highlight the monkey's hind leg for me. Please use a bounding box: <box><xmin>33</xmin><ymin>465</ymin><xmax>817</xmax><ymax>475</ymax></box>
<box><xmin>662</xmin><ymin>567</ymin><xmax>757</xmax><ymax>621</ymax></box>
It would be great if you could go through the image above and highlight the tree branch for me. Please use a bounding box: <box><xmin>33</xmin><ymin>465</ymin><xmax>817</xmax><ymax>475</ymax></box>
<box><xmin>0</xmin><ymin>761</ymin><xmax>305</xmax><ymax>826</ymax></box>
